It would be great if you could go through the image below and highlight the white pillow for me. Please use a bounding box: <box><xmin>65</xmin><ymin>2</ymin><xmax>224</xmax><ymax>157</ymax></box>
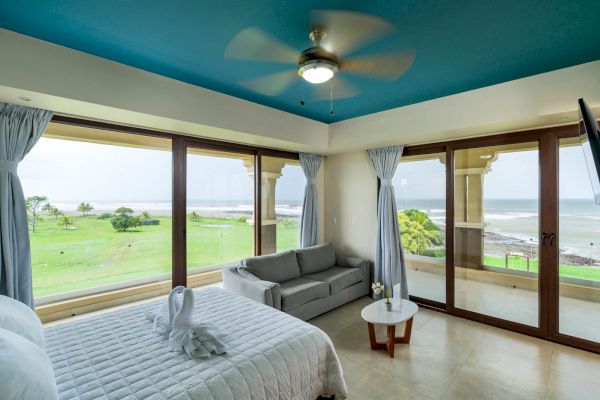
<box><xmin>0</xmin><ymin>328</ymin><xmax>57</xmax><ymax>400</ymax></box>
<box><xmin>0</xmin><ymin>295</ymin><xmax>44</xmax><ymax>348</ymax></box>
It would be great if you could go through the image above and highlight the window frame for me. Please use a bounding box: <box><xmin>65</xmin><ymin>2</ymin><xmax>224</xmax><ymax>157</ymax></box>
<box><xmin>39</xmin><ymin>115</ymin><xmax>299</xmax><ymax>295</ymax></box>
<box><xmin>379</xmin><ymin>124</ymin><xmax>600</xmax><ymax>355</ymax></box>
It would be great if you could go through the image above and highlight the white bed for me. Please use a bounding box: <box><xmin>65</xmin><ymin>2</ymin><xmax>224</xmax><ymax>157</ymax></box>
<box><xmin>44</xmin><ymin>287</ymin><xmax>347</xmax><ymax>400</ymax></box>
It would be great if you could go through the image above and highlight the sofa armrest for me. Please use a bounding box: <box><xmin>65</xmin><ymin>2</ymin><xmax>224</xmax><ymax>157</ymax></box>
<box><xmin>336</xmin><ymin>253</ymin><xmax>371</xmax><ymax>285</ymax></box>
<box><xmin>222</xmin><ymin>266</ymin><xmax>281</xmax><ymax>310</ymax></box>
<box><xmin>336</xmin><ymin>253</ymin><xmax>367</xmax><ymax>268</ymax></box>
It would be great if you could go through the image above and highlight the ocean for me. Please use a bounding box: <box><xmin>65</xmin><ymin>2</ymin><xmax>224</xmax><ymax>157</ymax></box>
<box><xmin>47</xmin><ymin>198</ymin><xmax>600</xmax><ymax>262</ymax></box>
<box><xmin>50</xmin><ymin>200</ymin><xmax>303</xmax><ymax>220</ymax></box>
<box><xmin>398</xmin><ymin>198</ymin><xmax>600</xmax><ymax>262</ymax></box>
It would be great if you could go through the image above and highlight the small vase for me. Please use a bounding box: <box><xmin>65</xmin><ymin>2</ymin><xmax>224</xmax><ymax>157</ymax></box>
<box><xmin>385</xmin><ymin>301</ymin><xmax>392</xmax><ymax>311</ymax></box>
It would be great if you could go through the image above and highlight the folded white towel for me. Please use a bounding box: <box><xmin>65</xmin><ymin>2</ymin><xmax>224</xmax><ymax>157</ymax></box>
<box><xmin>169</xmin><ymin>288</ymin><xmax>227</xmax><ymax>358</ymax></box>
<box><xmin>146</xmin><ymin>286</ymin><xmax>185</xmax><ymax>335</ymax></box>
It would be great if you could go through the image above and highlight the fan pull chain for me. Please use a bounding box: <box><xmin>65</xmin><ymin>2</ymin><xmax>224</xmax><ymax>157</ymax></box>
<box><xmin>300</xmin><ymin>79</ymin><xmax>305</xmax><ymax>106</ymax></box>
<box><xmin>329</xmin><ymin>79</ymin><xmax>335</xmax><ymax>117</ymax></box>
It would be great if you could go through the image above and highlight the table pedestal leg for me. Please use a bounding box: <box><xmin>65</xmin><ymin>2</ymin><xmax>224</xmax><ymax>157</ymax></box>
<box><xmin>367</xmin><ymin>317</ymin><xmax>414</xmax><ymax>358</ymax></box>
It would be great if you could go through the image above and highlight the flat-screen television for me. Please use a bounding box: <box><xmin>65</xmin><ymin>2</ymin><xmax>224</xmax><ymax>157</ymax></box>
<box><xmin>578</xmin><ymin>98</ymin><xmax>600</xmax><ymax>205</ymax></box>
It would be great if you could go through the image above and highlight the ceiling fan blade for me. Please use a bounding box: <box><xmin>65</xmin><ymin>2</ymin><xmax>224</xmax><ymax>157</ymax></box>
<box><xmin>310</xmin><ymin>10</ymin><xmax>395</xmax><ymax>56</ymax></box>
<box><xmin>342</xmin><ymin>50</ymin><xmax>416</xmax><ymax>81</ymax></box>
<box><xmin>312</xmin><ymin>75</ymin><xmax>360</xmax><ymax>101</ymax></box>
<box><xmin>225</xmin><ymin>27</ymin><xmax>298</xmax><ymax>63</ymax></box>
<box><xmin>240</xmin><ymin>70</ymin><xmax>298</xmax><ymax>96</ymax></box>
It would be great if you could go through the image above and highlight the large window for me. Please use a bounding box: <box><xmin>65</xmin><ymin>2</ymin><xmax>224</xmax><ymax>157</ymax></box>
<box><xmin>19</xmin><ymin>120</ymin><xmax>302</xmax><ymax>307</ymax></box>
<box><xmin>19</xmin><ymin>126</ymin><xmax>172</xmax><ymax>301</ymax></box>
<box><xmin>260</xmin><ymin>157</ymin><xmax>305</xmax><ymax>254</ymax></box>
<box><xmin>186</xmin><ymin>149</ymin><xmax>254</xmax><ymax>275</ymax></box>
<box><xmin>394</xmin><ymin>153</ymin><xmax>446</xmax><ymax>303</ymax></box>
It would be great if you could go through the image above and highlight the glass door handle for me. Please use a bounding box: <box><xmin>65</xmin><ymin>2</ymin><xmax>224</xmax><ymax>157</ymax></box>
<box><xmin>542</xmin><ymin>232</ymin><xmax>548</xmax><ymax>246</ymax></box>
<box><xmin>549</xmin><ymin>233</ymin><xmax>555</xmax><ymax>246</ymax></box>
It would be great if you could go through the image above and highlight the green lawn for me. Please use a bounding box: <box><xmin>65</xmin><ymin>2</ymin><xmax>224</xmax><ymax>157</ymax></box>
<box><xmin>483</xmin><ymin>255</ymin><xmax>600</xmax><ymax>281</ymax></box>
<box><xmin>419</xmin><ymin>249</ymin><xmax>600</xmax><ymax>281</ymax></box>
<box><xmin>30</xmin><ymin>215</ymin><xmax>299</xmax><ymax>297</ymax></box>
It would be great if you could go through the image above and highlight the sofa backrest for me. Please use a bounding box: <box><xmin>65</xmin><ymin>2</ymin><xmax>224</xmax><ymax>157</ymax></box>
<box><xmin>242</xmin><ymin>250</ymin><xmax>301</xmax><ymax>283</ymax></box>
<box><xmin>295</xmin><ymin>243</ymin><xmax>336</xmax><ymax>275</ymax></box>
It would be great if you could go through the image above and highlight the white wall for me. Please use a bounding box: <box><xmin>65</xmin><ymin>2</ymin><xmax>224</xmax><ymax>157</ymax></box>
<box><xmin>329</xmin><ymin>61</ymin><xmax>600</xmax><ymax>153</ymax></box>
<box><xmin>324</xmin><ymin>151</ymin><xmax>378</xmax><ymax>262</ymax></box>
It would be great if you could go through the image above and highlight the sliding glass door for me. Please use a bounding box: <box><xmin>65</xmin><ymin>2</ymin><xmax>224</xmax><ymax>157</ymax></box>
<box><xmin>402</xmin><ymin>125</ymin><xmax>600</xmax><ymax>352</ymax></box>
<box><xmin>185</xmin><ymin>148</ymin><xmax>255</xmax><ymax>277</ymax></box>
<box><xmin>557</xmin><ymin>138</ymin><xmax>600</xmax><ymax>344</ymax></box>
<box><xmin>176</xmin><ymin>141</ymin><xmax>301</xmax><ymax>287</ymax></box>
<box><xmin>259</xmin><ymin>156</ymin><xmax>305</xmax><ymax>254</ymax></box>
<box><xmin>452</xmin><ymin>143</ymin><xmax>541</xmax><ymax>327</ymax></box>
<box><xmin>396</xmin><ymin>153</ymin><xmax>447</xmax><ymax>304</ymax></box>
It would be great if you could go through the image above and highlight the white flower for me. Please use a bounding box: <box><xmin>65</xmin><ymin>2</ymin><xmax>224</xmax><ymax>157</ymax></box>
<box><xmin>371</xmin><ymin>282</ymin><xmax>384</xmax><ymax>295</ymax></box>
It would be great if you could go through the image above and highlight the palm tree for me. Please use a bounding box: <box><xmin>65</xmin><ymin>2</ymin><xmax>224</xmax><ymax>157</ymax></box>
<box><xmin>141</xmin><ymin>211</ymin><xmax>151</xmax><ymax>220</ymax></box>
<box><xmin>42</xmin><ymin>202</ymin><xmax>53</xmax><ymax>213</ymax></box>
<box><xmin>189</xmin><ymin>211</ymin><xmax>201</xmax><ymax>223</ymax></box>
<box><xmin>58</xmin><ymin>215</ymin><xmax>74</xmax><ymax>230</ymax></box>
<box><xmin>77</xmin><ymin>202</ymin><xmax>94</xmax><ymax>216</ymax></box>
<box><xmin>48</xmin><ymin>207</ymin><xmax>63</xmax><ymax>219</ymax></box>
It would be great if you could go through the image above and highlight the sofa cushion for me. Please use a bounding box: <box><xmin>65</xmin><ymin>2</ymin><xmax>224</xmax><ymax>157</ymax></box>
<box><xmin>295</xmin><ymin>243</ymin><xmax>336</xmax><ymax>275</ymax></box>
<box><xmin>305</xmin><ymin>266</ymin><xmax>364</xmax><ymax>295</ymax></box>
<box><xmin>242</xmin><ymin>250</ymin><xmax>301</xmax><ymax>283</ymax></box>
<box><xmin>279</xmin><ymin>278</ymin><xmax>330</xmax><ymax>312</ymax></box>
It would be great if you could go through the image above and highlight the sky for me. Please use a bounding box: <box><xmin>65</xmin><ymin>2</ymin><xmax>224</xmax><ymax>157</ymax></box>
<box><xmin>19</xmin><ymin>137</ymin><xmax>306</xmax><ymax>203</ymax></box>
<box><xmin>393</xmin><ymin>146</ymin><xmax>596</xmax><ymax>200</ymax></box>
<box><xmin>19</xmin><ymin>136</ymin><xmax>596</xmax><ymax>206</ymax></box>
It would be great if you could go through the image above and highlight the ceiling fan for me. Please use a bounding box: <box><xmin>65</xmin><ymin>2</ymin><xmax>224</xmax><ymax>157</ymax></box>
<box><xmin>224</xmin><ymin>10</ymin><xmax>415</xmax><ymax>115</ymax></box>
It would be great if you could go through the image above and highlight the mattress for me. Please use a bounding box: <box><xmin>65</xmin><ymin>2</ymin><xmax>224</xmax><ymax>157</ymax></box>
<box><xmin>44</xmin><ymin>287</ymin><xmax>347</xmax><ymax>400</ymax></box>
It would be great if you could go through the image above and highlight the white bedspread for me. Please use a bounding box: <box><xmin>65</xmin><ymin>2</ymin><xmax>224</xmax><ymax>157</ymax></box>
<box><xmin>44</xmin><ymin>287</ymin><xmax>347</xmax><ymax>400</ymax></box>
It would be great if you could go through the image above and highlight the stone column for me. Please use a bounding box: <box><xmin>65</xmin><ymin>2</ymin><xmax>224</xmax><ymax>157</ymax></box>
<box><xmin>454</xmin><ymin>150</ymin><xmax>496</xmax><ymax>270</ymax></box>
<box><xmin>244</xmin><ymin>158</ymin><xmax>286</xmax><ymax>254</ymax></box>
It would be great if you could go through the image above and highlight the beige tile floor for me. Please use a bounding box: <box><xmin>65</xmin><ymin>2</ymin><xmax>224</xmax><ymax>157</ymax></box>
<box><xmin>408</xmin><ymin>268</ymin><xmax>600</xmax><ymax>343</ymax></box>
<box><xmin>310</xmin><ymin>296</ymin><xmax>600</xmax><ymax>400</ymax></box>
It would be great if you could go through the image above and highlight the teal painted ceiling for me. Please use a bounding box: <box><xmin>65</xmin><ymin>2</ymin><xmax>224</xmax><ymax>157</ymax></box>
<box><xmin>1</xmin><ymin>1</ymin><xmax>599</xmax><ymax>123</ymax></box>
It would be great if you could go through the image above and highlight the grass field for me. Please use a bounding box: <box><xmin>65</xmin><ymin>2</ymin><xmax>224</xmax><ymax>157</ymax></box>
<box><xmin>30</xmin><ymin>214</ymin><xmax>299</xmax><ymax>298</ymax></box>
<box><xmin>420</xmin><ymin>249</ymin><xmax>600</xmax><ymax>281</ymax></box>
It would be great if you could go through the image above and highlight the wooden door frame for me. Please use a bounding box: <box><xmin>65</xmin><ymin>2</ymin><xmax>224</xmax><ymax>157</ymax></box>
<box><xmin>445</xmin><ymin>131</ymin><xmax>546</xmax><ymax>339</ymax></box>
<box><xmin>49</xmin><ymin>115</ymin><xmax>300</xmax><ymax>289</ymax></box>
<box><xmin>404</xmin><ymin>124</ymin><xmax>600</xmax><ymax>354</ymax></box>
<box><xmin>545</xmin><ymin>132</ymin><xmax>600</xmax><ymax>353</ymax></box>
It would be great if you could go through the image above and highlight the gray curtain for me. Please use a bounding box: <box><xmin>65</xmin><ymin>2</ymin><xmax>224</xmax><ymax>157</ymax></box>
<box><xmin>299</xmin><ymin>152</ymin><xmax>323</xmax><ymax>248</ymax></box>
<box><xmin>367</xmin><ymin>145</ymin><xmax>408</xmax><ymax>299</ymax></box>
<box><xmin>0</xmin><ymin>103</ymin><xmax>53</xmax><ymax>308</ymax></box>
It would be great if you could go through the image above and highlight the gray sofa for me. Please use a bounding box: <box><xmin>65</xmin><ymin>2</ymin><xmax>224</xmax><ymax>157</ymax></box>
<box><xmin>222</xmin><ymin>243</ymin><xmax>370</xmax><ymax>321</ymax></box>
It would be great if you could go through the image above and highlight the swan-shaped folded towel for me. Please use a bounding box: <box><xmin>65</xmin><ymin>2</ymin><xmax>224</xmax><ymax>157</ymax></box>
<box><xmin>146</xmin><ymin>285</ymin><xmax>185</xmax><ymax>334</ymax></box>
<box><xmin>169</xmin><ymin>288</ymin><xmax>227</xmax><ymax>358</ymax></box>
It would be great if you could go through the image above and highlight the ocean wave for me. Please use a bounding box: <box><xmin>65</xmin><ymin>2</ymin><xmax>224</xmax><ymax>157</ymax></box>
<box><xmin>485</xmin><ymin>212</ymin><xmax>538</xmax><ymax>220</ymax></box>
<box><xmin>49</xmin><ymin>201</ymin><xmax>302</xmax><ymax>216</ymax></box>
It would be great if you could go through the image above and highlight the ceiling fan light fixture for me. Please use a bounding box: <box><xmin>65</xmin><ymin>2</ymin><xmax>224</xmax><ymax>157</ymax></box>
<box><xmin>298</xmin><ymin>59</ymin><xmax>338</xmax><ymax>84</ymax></box>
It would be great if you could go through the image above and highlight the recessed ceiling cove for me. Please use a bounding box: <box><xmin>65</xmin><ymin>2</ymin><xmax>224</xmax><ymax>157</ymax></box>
<box><xmin>1</xmin><ymin>0</ymin><xmax>599</xmax><ymax>123</ymax></box>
